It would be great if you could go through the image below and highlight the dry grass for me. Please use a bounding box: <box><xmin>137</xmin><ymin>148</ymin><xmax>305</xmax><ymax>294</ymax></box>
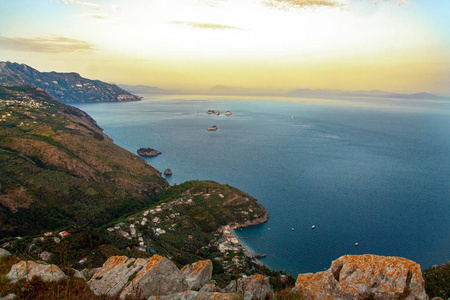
<box><xmin>274</xmin><ymin>288</ymin><xmax>304</xmax><ymax>300</ymax></box>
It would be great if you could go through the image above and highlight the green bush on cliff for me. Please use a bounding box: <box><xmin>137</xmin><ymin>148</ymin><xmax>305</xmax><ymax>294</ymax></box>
<box><xmin>423</xmin><ymin>263</ymin><xmax>450</xmax><ymax>298</ymax></box>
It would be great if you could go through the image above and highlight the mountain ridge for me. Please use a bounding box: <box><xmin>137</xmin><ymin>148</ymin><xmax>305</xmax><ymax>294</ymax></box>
<box><xmin>119</xmin><ymin>83</ymin><xmax>448</xmax><ymax>100</ymax></box>
<box><xmin>0</xmin><ymin>62</ymin><xmax>141</xmax><ymax>103</ymax></box>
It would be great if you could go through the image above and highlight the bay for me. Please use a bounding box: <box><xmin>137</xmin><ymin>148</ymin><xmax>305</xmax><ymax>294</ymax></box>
<box><xmin>73</xmin><ymin>95</ymin><xmax>450</xmax><ymax>275</ymax></box>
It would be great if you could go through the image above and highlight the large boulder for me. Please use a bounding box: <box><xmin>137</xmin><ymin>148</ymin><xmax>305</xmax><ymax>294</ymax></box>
<box><xmin>181</xmin><ymin>259</ymin><xmax>213</xmax><ymax>290</ymax></box>
<box><xmin>119</xmin><ymin>254</ymin><xmax>188</xmax><ymax>299</ymax></box>
<box><xmin>224</xmin><ymin>274</ymin><xmax>273</xmax><ymax>300</ymax></box>
<box><xmin>6</xmin><ymin>261</ymin><xmax>66</xmax><ymax>284</ymax></box>
<box><xmin>88</xmin><ymin>256</ymin><xmax>147</xmax><ymax>297</ymax></box>
<box><xmin>295</xmin><ymin>254</ymin><xmax>428</xmax><ymax>300</ymax></box>
<box><xmin>200</xmin><ymin>283</ymin><xmax>222</xmax><ymax>293</ymax></box>
<box><xmin>148</xmin><ymin>291</ymin><xmax>237</xmax><ymax>300</ymax></box>
<box><xmin>0</xmin><ymin>248</ymin><xmax>11</xmax><ymax>258</ymax></box>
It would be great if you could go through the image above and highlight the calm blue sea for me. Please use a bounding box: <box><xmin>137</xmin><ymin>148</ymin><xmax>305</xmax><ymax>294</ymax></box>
<box><xmin>73</xmin><ymin>95</ymin><xmax>450</xmax><ymax>275</ymax></box>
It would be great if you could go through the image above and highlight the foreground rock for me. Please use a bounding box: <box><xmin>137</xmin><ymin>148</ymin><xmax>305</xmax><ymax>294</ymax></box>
<box><xmin>181</xmin><ymin>260</ymin><xmax>213</xmax><ymax>290</ymax></box>
<box><xmin>148</xmin><ymin>291</ymin><xmax>237</xmax><ymax>300</ymax></box>
<box><xmin>119</xmin><ymin>255</ymin><xmax>188</xmax><ymax>299</ymax></box>
<box><xmin>6</xmin><ymin>261</ymin><xmax>66</xmax><ymax>284</ymax></box>
<box><xmin>88</xmin><ymin>256</ymin><xmax>146</xmax><ymax>297</ymax></box>
<box><xmin>0</xmin><ymin>248</ymin><xmax>11</xmax><ymax>258</ymax></box>
<box><xmin>295</xmin><ymin>254</ymin><xmax>428</xmax><ymax>300</ymax></box>
<box><xmin>224</xmin><ymin>274</ymin><xmax>274</xmax><ymax>300</ymax></box>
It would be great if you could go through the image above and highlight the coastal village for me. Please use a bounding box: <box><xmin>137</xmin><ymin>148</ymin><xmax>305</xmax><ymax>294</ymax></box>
<box><xmin>101</xmin><ymin>182</ymin><xmax>267</xmax><ymax>276</ymax></box>
<box><xmin>1</xmin><ymin>181</ymin><xmax>269</xmax><ymax>282</ymax></box>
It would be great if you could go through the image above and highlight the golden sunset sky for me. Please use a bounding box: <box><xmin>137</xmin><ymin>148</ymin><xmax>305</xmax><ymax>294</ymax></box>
<box><xmin>1</xmin><ymin>0</ymin><xmax>449</xmax><ymax>95</ymax></box>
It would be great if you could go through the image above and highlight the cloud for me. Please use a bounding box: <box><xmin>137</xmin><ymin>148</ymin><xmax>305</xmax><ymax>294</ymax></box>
<box><xmin>264</xmin><ymin>0</ymin><xmax>344</xmax><ymax>9</ymax></box>
<box><xmin>0</xmin><ymin>36</ymin><xmax>96</xmax><ymax>53</ymax></box>
<box><xmin>57</xmin><ymin>0</ymin><xmax>99</xmax><ymax>9</ymax></box>
<box><xmin>367</xmin><ymin>0</ymin><xmax>408</xmax><ymax>4</ymax></box>
<box><xmin>86</xmin><ymin>14</ymin><xmax>106</xmax><ymax>19</ymax></box>
<box><xmin>198</xmin><ymin>0</ymin><xmax>226</xmax><ymax>7</ymax></box>
<box><xmin>172</xmin><ymin>21</ymin><xmax>245</xmax><ymax>30</ymax></box>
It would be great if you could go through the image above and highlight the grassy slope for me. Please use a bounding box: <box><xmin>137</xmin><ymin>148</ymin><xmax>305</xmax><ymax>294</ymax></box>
<box><xmin>0</xmin><ymin>86</ymin><xmax>168</xmax><ymax>238</ymax></box>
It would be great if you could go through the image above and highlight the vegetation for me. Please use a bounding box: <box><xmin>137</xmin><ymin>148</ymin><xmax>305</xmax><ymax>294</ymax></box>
<box><xmin>423</xmin><ymin>262</ymin><xmax>450</xmax><ymax>299</ymax></box>
<box><xmin>0</xmin><ymin>86</ymin><xmax>168</xmax><ymax>238</ymax></box>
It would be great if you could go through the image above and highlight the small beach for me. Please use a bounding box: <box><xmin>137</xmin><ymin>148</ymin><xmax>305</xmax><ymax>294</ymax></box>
<box><xmin>230</xmin><ymin>228</ymin><xmax>265</xmax><ymax>267</ymax></box>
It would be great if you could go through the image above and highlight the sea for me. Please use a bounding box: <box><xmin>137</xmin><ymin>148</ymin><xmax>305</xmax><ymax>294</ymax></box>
<box><xmin>73</xmin><ymin>94</ymin><xmax>450</xmax><ymax>275</ymax></box>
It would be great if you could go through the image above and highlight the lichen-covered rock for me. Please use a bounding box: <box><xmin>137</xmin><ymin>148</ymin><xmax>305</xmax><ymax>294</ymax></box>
<box><xmin>224</xmin><ymin>274</ymin><xmax>273</xmax><ymax>300</ymax></box>
<box><xmin>6</xmin><ymin>261</ymin><xmax>66</xmax><ymax>283</ymax></box>
<box><xmin>295</xmin><ymin>254</ymin><xmax>428</xmax><ymax>300</ymax></box>
<box><xmin>70</xmin><ymin>268</ymin><xmax>86</xmax><ymax>281</ymax></box>
<box><xmin>0</xmin><ymin>248</ymin><xmax>11</xmax><ymax>258</ymax></box>
<box><xmin>200</xmin><ymin>283</ymin><xmax>222</xmax><ymax>293</ymax></box>
<box><xmin>88</xmin><ymin>256</ymin><xmax>146</xmax><ymax>297</ymax></box>
<box><xmin>148</xmin><ymin>291</ymin><xmax>237</xmax><ymax>300</ymax></box>
<box><xmin>181</xmin><ymin>259</ymin><xmax>213</xmax><ymax>290</ymax></box>
<box><xmin>81</xmin><ymin>267</ymin><xmax>100</xmax><ymax>280</ymax></box>
<box><xmin>119</xmin><ymin>255</ymin><xmax>188</xmax><ymax>299</ymax></box>
<box><xmin>0</xmin><ymin>293</ymin><xmax>16</xmax><ymax>300</ymax></box>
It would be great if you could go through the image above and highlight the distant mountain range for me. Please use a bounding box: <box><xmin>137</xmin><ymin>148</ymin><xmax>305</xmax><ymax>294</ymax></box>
<box><xmin>119</xmin><ymin>84</ymin><xmax>448</xmax><ymax>100</ymax></box>
<box><xmin>0</xmin><ymin>62</ymin><xmax>141</xmax><ymax>103</ymax></box>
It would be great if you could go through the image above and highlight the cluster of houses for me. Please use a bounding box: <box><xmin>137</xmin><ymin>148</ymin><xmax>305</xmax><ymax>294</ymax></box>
<box><xmin>1</xmin><ymin>97</ymin><xmax>49</xmax><ymax>122</ymax></box>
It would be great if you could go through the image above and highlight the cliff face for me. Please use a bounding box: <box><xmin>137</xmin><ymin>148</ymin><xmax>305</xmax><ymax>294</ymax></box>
<box><xmin>0</xmin><ymin>86</ymin><xmax>168</xmax><ymax>237</ymax></box>
<box><xmin>295</xmin><ymin>254</ymin><xmax>428</xmax><ymax>300</ymax></box>
<box><xmin>0</xmin><ymin>62</ymin><xmax>141</xmax><ymax>103</ymax></box>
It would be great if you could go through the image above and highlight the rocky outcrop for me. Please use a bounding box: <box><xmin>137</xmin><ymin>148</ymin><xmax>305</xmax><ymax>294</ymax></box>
<box><xmin>200</xmin><ymin>283</ymin><xmax>222</xmax><ymax>293</ymax></box>
<box><xmin>148</xmin><ymin>291</ymin><xmax>237</xmax><ymax>300</ymax></box>
<box><xmin>295</xmin><ymin>254</ymin><xmax>428</xmax><ymax>300</ymax></box>
<box><xmin>88</xmin><ymin>256</ymin><xmax>147</xmax><ymax>297</ymax></box>
<box><xmin>119</xmin><ymin>255</ymin><xmax>188</xmax><ymax>299</ymax></box>
<box><xmin>224</xmin><ymin>274</ymin><xmax>274</xmax><ymax>300</ymax></box>
<box><xmin>0</xmin><ymin>294</ymin><xmax>16</xmax><ymax>300</ymax></box>
<box><xmin>6</xmin><ymin>260</ymin><xmax>66</xmax><ymax>284</ymax></box>
<box><xmin>181</xmin><ymin>259</ymin><xmax>213</xmax><ymax>291</ymax></box>
<box><xmin>0</xmin><ymin>248</ymin><xmax>11</xmax><ymax>258</ymax></box>
<box><xmin>137</xmin><ymin>148</ymin><xmax>162</xmax><ymax>157</ymax></box>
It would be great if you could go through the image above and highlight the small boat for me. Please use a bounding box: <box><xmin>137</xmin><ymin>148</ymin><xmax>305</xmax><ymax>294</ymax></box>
<box><xmin>355</xmin><ymin>242</ymin><xmax>359</xmax><ymax>246</ymax></box>
<box><xmin>207</xmin><ymin>125</ymin><xmax>218</xmax><ymax>131</ymax></box>
<box><xmin>254</xmin><ymin>253</ymin><xmax>267</xmax><ymax>258</ymax></box>
<box><xmin>164</xmin><ymin>169</ymin><xmax>172</xmax><ymax>175</ymax></box>
<box><xmin>311</xmin><ymin>225</ymin><xmax>316</xmax><ymax>229</ymax></box>
<box><xmin>225</xmin><ymin>111</ymin><xmax>232</xmax><ymax>116</ymax></box>
<box><xmin>291</xmin><ymin>228</ymin><xmax>294</xmax><ymax>231</ymax></box>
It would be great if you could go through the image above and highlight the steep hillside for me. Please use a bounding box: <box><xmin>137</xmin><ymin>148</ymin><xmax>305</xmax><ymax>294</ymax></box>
<box><xmin>0</xmin><ymin>86</ymin><xmax>168</xmax><ymax>238</ymax></box>
<box><xmin>0</xmin><ymin>62</ymin><xmax>141</xmax><ymax>103</ymax></box>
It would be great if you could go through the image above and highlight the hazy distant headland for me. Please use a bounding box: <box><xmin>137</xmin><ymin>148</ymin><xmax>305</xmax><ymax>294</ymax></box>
<box><xmin>118</xmin><ymin>84</ymin><xmax>449</xmax><ymax>101</ymax></box>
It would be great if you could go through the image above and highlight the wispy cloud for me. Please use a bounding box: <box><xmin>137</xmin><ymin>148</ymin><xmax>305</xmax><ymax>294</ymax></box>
<box><xmin>172</xmin><ymin>21</ymin><xmax>245</xmax><ymax>30</ymax></box>
<box><xmin>0</xmin><ymin>36</ymin><xmax>96</xmax><ymax>53</ymax></box>
<box><xmin>198</xmin><ymin>0</ymin><xmax>226</xmax><ymax>7</ymax></box>
<box><xmin>57</xmin><ymin>0</ymin><xmax>100</xmax><ymax>10</ymax></box>
<box><xmin>367</xmin><ymin>0</ymin><xmax>408</xmax><ymax>5</ymax></box>
<box><xmin>264</xmin><ymin>0</ymin><xmax>344</xmax><ymax>9</ymax></box>
<box><xmin>85</xmin><ymin>14</ymin><xmax>106</xmax><ymax>19</ymax></box>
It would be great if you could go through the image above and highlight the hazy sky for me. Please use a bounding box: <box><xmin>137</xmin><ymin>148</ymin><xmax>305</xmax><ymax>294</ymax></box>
<box><xmin>1</xmin><ymin>0</ymin><xmax>449</xmax><ymax>95</ymax></box>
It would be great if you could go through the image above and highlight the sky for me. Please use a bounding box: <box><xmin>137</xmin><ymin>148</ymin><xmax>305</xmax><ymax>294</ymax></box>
<box><xmin>0</xmin><ymin>0</ymin><xmax>449</xmax><ymax>95</ymax></box>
